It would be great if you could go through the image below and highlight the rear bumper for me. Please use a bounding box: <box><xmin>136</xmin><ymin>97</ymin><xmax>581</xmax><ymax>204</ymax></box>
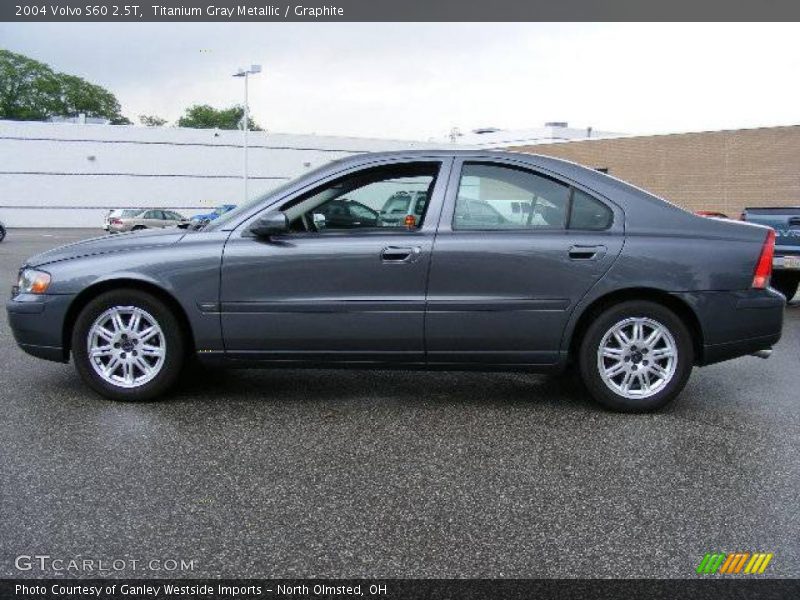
<box><xmin>6</xmin><ymin>293</ymin><xmax>74</xmax><ymax>363</ymax></box>
<box><xmin>674</xmin><ymin>288</ymin><xmax>784</xmax><ymax>366</ymax></box>
<box><xmin>773</xmin><ymin>247</ymin><xmax>800</xmax><ymax>271</ymax></box>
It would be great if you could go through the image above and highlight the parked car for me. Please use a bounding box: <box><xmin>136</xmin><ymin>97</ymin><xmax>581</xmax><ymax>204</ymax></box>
<box><xmin>0</xmin><ymin>220</ymin><xmax>5</xmax><ymax>243</ymax></box>
<box><xmin>104</xmin><ymin>209</ymin><xmax>144</xmax><ymax>231</ymax></box>
<box><xmin>107</xmin><ymin>209</ymin><xmax>187</xmax><ymax>234</ymax></box>
<box><xmin>740</xmin><ymin>207</ymin><xmax>800</xmax><ymax>300</ymax></box>
<box><xmin>7</xmin><ymin>151</ymin><xmax>784</xmax><ymax>411</ymax></box>
<box><xmin>453</xmin><ymin>198</ymin><xmax>510</xmax><ymax>228</ymax></box>
<box><xmin>378</xmin><ymin>191</ymin><xmax>428</xmax><ymax>227</ymax></box>
<box><xmin>188</xmin><ymin>204</ymin><xmax>237</xmax><ymax>229</ymax></box>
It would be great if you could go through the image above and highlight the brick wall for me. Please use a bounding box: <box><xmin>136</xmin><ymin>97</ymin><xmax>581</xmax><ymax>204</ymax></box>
<box><xmin>512</xmin><ymin>125</ymin><xmax>800</xmax><ymax>217</ymax></box>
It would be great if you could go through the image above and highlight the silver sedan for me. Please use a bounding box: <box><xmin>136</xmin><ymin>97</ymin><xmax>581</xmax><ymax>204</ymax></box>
<box><xmin>107</xmin><ymin>209</ymin><xmax>187</xmax><ymax>233</ymax></box>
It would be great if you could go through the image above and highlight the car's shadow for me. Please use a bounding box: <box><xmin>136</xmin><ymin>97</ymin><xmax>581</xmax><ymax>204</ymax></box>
<box><xmin>169</xmin><ymin>364</ymin><xmax>595</xmax><ymax>411</ymax></box>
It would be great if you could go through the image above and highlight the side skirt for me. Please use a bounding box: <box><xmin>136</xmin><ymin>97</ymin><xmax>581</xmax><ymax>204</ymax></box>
<box><xmin>195</xmin><ymin>351</ymin><xmax>569</xmax><ymax>374</ymax></box>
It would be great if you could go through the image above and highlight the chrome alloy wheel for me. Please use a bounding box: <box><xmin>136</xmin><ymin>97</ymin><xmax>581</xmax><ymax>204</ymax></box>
<box><xmin>87</xmin><ymin>306</ymin><xmax>166</xmax><ymax>388</ymax></box>
<box><xmin>596</xmin><ymin>317</ymin><xmax>678</xmax><ymax>399</ymax></box>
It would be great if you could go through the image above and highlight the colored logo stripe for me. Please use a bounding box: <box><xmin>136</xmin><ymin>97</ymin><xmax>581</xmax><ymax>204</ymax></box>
<box><xmin>719</xmin><ymin>553</ymin><xmax>749</xmax><ymax>574</ymax></box>
<box><xmin>745</xmin><ymin>553</ymin><xmax>773</xmax><ymax>574</ymax></box>
<box><xmin>697</xmin><ymin>552</ymin><xmax>773</xmax><ymax>574</ymax></box>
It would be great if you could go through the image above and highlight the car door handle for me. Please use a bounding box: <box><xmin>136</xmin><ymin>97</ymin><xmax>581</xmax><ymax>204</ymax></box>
<box><xmin>568</xmin><ymin>245</ymin><xmax>606</xmax><ymax>260</ymax></box>
<box><xmin>381</xmin><ymin>246</ymin><xmax>421</xmax><ymax>263</ymax></box>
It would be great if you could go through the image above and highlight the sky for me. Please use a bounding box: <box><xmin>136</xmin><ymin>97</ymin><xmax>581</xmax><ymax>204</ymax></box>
<box><xmin>1</xmin><ymin>22</ymin><xmax>799</xmax><ymax>140</ymax></box>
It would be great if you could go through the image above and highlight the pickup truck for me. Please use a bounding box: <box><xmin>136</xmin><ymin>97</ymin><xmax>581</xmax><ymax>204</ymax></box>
<box><xmin>741</xmin><ymin>207</ymin><xmax>800</xmax><ymax>300</ymax></box>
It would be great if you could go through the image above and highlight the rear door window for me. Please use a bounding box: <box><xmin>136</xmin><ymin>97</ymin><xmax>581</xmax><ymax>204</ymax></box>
<box><xmin>453</xmin><ymin>162</ymin><xmax>613</xmax><ymax>232</ymax></box>
<box><xmin>454</xmin><ymin>163</ymin><xmax>570</xmax><ymax>230</ymax></box>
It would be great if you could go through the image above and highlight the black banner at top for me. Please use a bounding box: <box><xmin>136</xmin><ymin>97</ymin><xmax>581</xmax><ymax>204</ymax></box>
<box><xmin>5</xmin><ymin>0</ymin><xmax>800</xmax><ymax>22</ymax></box>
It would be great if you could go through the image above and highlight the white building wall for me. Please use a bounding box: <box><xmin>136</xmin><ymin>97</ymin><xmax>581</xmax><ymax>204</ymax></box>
<box><xmin>0</xmin><ymin>120</ymin><xmax>446</xmax><ymax>227</ymax></box>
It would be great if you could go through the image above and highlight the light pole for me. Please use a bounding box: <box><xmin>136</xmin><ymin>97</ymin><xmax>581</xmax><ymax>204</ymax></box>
<box><xmin>232</xmin><ymin>64</ymin><xmax>261</xmax><ymax>203</ymax></box>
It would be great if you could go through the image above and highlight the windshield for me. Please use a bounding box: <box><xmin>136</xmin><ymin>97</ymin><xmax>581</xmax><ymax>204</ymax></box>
<box><xmin>204</xmin><ymin>162</ymin><xmax>339</xmax><ymax>231</ymax></box>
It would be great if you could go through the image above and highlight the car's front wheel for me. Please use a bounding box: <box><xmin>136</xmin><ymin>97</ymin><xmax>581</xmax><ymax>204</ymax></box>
<box><xmin>578</xmin><ymin>301</ymin><xmax>693</xmax><ymax>412</ymax></box>
<box><xmin>72</xmin><ymin>289</ymin><xmax>184</xmax><ymax>401</ymax></box>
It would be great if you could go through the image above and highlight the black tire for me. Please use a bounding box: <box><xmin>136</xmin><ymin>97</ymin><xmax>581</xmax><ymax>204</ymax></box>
<box><xmin>578</xmin><ymin>300</ymin><xmax>694</xmax><ymax>412</ymax></box>
<box><xmin>132</xmin><ymin>225</ymin><xmax>147</xmax><ymax>231</ymax></box>
<box><xmin>0</xmin><ymin>225</ymin><xmax>5</xmax><ymax>242</ymax></box>
<box><xmin>72</xmin><ymin>289</ymin><xmax>184</xmax><ymax>401</ymax></box>
<box><xmin>771</xmin><ymin>272</ymin><xmax>799</xmax><ymax>301</ymax></box>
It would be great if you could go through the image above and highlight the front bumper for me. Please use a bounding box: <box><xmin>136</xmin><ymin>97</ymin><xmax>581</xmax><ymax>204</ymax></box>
<box><xmin>675</xmin><ymin>288</ymin><xmax>785</xmax><ymax>366</ymax></box>
<box><xmin>6</xmin><ymin>293</ymin><xmax>75</xmax><ymax>363</ymax></box>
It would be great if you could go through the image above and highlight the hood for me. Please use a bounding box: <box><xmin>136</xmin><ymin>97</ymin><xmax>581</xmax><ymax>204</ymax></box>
<box><xmin>26</xmin><ymin>229</ymin><xmax>187</xmax><ymax>267</ymax></box>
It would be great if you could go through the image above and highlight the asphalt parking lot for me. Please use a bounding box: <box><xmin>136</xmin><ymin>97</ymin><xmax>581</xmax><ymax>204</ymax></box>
<box><xmin>0</xmin><ymin>229</ymin><xmax>798</xmax><ymax>579</ymax></box>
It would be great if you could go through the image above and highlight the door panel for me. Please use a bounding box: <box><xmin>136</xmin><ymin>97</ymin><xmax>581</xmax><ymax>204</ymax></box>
<box><xmin>143</xmin><ymin>210</ymin><xmax>161</xmax><ymax>228</ymax></box>
<box><xmin>221</xmin><ymin>230</ymin><xmax>432</xmax><ymax>361</ymax></box>
<box><xmin>220</xmin><ymin>159</ymin><xmax>450</xmax><ymax>362</ymax></box>
<box><xmin>426</xmin><ymin>160</ymin><xmax>623</xmax><ymax>365</ymax></box>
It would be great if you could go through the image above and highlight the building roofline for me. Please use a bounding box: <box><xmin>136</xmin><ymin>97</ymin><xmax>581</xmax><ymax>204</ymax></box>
<box><xmin>0</xmin><ymin>119</ymin><xmax>449</xmax><ymax>146</ymax></box>
<box><xmin>509</xmin><ymin>123</ymin><xmax>800</xmax><ymax>148</ymax></box>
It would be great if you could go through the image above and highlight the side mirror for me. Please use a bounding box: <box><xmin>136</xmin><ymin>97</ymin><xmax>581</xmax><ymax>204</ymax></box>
<box><xmin>249</xmin><ymin>211</ymin><xmax>289</xmax><ymax>238</ymax></box>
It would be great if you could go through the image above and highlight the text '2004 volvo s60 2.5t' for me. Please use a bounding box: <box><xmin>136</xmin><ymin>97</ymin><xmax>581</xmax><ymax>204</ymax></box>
<box><xmin>6</xmin><ymin>151</ymin><xmax>785</xmax><ymax>411</ymax></box>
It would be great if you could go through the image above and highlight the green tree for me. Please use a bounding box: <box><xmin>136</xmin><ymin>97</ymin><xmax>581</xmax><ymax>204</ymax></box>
<box><xmin>0</xmin><ymin>49</ymin><xmax>129</xmax><ymax>123</ymax></box>
<box><xmin>177</xmin><ymin>104</ymin><xmax>261</xmax><ymax>130</ymax></box>
<box><xmin>139</xmin><ymin>114</ymin><xmax>168</xmax><ymax>127</ymax></box>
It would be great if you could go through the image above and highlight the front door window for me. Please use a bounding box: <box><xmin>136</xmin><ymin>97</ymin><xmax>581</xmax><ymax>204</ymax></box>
<box><xmin>282</xmin><ymin>163</ymin><xmax>440</xmax><ymax>232</ymax></box>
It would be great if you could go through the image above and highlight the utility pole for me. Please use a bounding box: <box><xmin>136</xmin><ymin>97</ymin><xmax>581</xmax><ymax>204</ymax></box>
<box><xmin>232</xmin><ymin>64</ymin><xmax>262</xmax><ymax>203</ymax></box>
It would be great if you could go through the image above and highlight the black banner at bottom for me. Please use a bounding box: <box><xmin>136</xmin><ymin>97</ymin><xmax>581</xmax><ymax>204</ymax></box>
<box><xmin>2</xmin><ymin>579</ymin><xmax>799</xmax><ymax>600</ymax></box>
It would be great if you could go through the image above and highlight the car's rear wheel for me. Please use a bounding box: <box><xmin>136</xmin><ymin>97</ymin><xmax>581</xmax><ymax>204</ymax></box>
<box><xmin>578</xmin><ymin>301</ymin><xmax>693</xmax><ymax>412</ymax></box>
<box><xmin>72</xmin><ymin>289</ymin><xmax>184</xmax><ymax>401</ymax></box>
<box><xmin>772</xmin><ymin>272</ymin><xmax>799</xmax><ymax>301</ymax></box>
<box><xmin>132</xmin><ymin>225</ymin><xmax>147</xmax><ymax>231</ymax></box>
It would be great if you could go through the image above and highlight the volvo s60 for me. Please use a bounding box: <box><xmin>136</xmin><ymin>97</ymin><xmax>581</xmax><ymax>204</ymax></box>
<box><xmin>7</xmin><ymin>151</ymin><xmax>784</xmax><ymax>411</ymax></box>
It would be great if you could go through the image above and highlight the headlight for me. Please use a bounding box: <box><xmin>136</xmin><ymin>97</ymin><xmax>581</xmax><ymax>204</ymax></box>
<box><xmin>17</xmin><ymin>268</ymin><xmax>51</xmax><ymax>295</ymax></box>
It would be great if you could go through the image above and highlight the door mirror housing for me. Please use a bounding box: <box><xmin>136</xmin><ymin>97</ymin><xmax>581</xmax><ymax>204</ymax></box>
<box><xmin>248</xmin><ymin>211</ymin><xmax>289</xmax><ymax>238</ymax></box>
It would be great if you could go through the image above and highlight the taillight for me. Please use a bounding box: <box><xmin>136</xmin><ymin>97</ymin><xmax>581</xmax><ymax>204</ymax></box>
<box><xmin>110</xmin><ymin>218</ymin><xmax>122</xmax><ymax>225</ymax></box>
<box><xmin>752</xmin><ymin>229</ymin><xmax>776</xmax><ymax>289</ymax></box>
